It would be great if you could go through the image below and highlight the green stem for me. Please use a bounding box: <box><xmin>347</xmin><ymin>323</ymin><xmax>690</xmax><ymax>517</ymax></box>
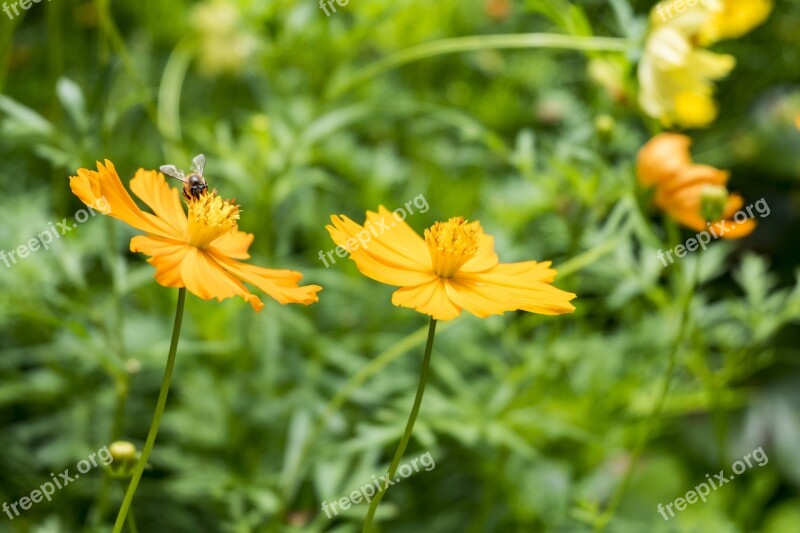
<box><xmin>112</xmin><ymin>288</ymin><xmax>186</xmax><ymax>533</ymax></box>
<box><xmin>557</xmin><ymin>237</ymin><xmax>621</xmax><ymax>280</ymax></box>
<box><xmin>90</xmin><ymin>376</ymin><xmax>129</xmax><ymax>527</ymax></box>
<box><xmin>126</xmin><ymin>506</ymin><xmax>138</xmax><ymax>533</ymax></box>
<box><xmin>595</xmin><ymin>259</ymin><xmax>700</xmax><ymax>531</ymax></box>
<box><xmin>362</xmin><ymin>318</ymin><xmax>438</xmax><ymax>532</ymax></box>
<box><xmin>157</xmin><ymin>38</ymin><xmax>196</xmax><ymax>155</ymax></box>
<box><xmin>329</xmin><ymin>34</ymin><xmax>633</xmax><ymax>99</ymax></box>
<box><xmin>94</xmin><ymin>0</ymin><xmax>160</xmax><ymax>127</ymax></box>
<box><xmin>281</xmin><ymin>322</ymin><xmax>454</xmax><ymax>502</ymax></box>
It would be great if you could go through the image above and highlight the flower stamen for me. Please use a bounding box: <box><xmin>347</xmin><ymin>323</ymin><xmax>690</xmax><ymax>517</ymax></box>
<box><xmin>186</xmin><ymin>191</ymin><xmax>240</xmax><ymax>249</ymax></box>
<box><xmin>424</xmin><ymin>217</ymin><xmax>480</xmax><ymax>278</ymax></box>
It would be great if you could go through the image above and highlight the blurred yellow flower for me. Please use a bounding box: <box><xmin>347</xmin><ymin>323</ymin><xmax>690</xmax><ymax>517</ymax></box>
<box><xmin>190</xmin><ymin>1</ymin><xmax>260</xmax><ymax>76</ymax></box>
<box><xmin>637</xmin><ymin>133</ymin><xmax>756</xmax><ymax>238</ymax></box>
<box><xmin>327</xmin><ymin>208</ymin><xmax>576</xmax><ymax>320</ymax></box>
<box><xmin>673</xmin><ymin>91</ymin><xmax>719</xmax><ymax>128</ymax></box>
<box><xmin>699</xmin><ymin>0</ymin><xmax>773</xmax><ymax>44</ymax></box>
<box><xmin>639</xmin><ymin>0</ymin><xmax>771</xmax><ymax>128</ymax></box>
<box><xmin>70</xmin><ymin>161</ymin><xmax>321</xmax><ymax>310</ymax></box>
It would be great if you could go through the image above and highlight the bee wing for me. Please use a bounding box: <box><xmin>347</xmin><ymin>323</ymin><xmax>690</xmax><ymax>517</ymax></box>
<box><xmin>160</xmin><ymin>165</ymin><xmax>186</xmax><ymax>182</ymax></box>
<box><xmin>190</xmin><ymin>154</ymin><xmax>206</xmax><ymax>175</ymax></box>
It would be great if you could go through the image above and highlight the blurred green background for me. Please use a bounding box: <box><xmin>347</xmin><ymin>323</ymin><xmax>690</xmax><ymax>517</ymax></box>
<box><xmin>1</xmin><ymin>0</ymin><xmax>800</xmax><ymax>531</ymax></box>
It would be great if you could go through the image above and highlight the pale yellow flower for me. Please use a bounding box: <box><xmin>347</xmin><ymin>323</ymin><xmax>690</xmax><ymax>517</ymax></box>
<box><xmin>639</xmin><ymin>0</ymin><xmax>771</xmax><ymax>128</ymax></box>
<box><xmin>190</xmin><ymin>1</ymin><xmax>260</xmax><ymax>77</ymax></box>
<box><xmin>699</xmin><ymin>0</ymin><xmax>773</xmax><ymax>44</ymax></box>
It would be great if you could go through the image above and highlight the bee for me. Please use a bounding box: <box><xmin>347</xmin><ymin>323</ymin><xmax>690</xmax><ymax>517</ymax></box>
<box><xmin>160</xmin><ymin>154</ymin><xmax>209</xmax><ymax>201</ymax></box>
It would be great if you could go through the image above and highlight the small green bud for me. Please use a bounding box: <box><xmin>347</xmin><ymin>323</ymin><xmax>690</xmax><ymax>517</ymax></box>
<box><xmin>107</xmin><ymin>441</ymin><xmax>139</xmax><ymax>479</ymax></box>
<box><xmin>595</xmin><ymin>114</ymin><xmax>616</xmax><ymax>138</ymax></box>
<box><xmin>700</xmin><ymin>185</ymin><xmax>728</xmax><ymax>223</ymax></box>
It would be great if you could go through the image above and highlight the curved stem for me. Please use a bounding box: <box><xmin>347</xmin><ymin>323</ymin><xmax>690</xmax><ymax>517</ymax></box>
<box><xmin>94</xmin><ymin>0</ymin><xmax>160</xmax><ymax>127</ymax></box>
<box><xmin>281</xmin><ymin>321</ymin><xmax>454</xmax><ymax>502</ymax></box>
<box><xmin>328</xmin><ymin>34</ymin><xmax>633</xmax><ymax>99</ymax></box>
<box><xmin>362</xmin><ymin>318</ymin><xmax>437</xmax><ymax>532</ymax></box>
<box><xmin>157</xmin><ymin>37</ymin><xmax>196</xmax><ymax>154</ymax></box>
<box><xmin>595</xmin><ymin>258</ymin><xmax>700</xmax><ymax>531</ymax></box>
<box><xmin>112</xmin><ymin>288</ymin><xmax>186</xmax><ymax>533</ymax></box>
<box><xmin>557</xmin><ymin>236</ymin><xmax>622</xmax><ymax>280</ymax></box>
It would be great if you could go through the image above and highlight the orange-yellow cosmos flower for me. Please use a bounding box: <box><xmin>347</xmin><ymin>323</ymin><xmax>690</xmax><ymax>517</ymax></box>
<box><xmin>327</xmin><ymin>208</ymin><xmax>576</xmax><ymax>320</ymax></box>
<box><xmin>637</xmin><ymin>133</ymin><xmax>755</xmax><ymax>239</ymax></box>
<box><xmin>70</xmin><ymin>160</ymin><xmax>321</xmax><ymax>310</ymax></box>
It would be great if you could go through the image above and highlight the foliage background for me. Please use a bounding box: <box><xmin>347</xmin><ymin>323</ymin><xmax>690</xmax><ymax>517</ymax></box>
<box><xmin>1</xmin><ymin>0</ymin><xmax>799</xmax><ymax>531</ymax></box>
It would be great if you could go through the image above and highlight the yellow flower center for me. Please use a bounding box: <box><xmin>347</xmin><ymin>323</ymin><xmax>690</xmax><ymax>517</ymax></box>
<box><xmin>424</xmin><ymin>217</ymin><xmax>480</xmax><ymax>278</ymax></box>
<box><xmin>673</xmin><ymin>91</ymin><xmax>718</xmax><ymax>128</ymax></box>
<box><xmin>187</xmin><ymin>191</ymin><xmax>240</xmax><ymax>249</ymax></box>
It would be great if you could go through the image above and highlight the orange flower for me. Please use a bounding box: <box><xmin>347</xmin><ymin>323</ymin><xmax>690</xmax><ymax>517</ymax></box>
<box><xmin>637</xmin><ymin>133</ymin><xmax>755</xmax><ymax>238</ymax></box>
<box><xmin>70</xmin><ymin>160</ymin><xmax>321</xmax><ymax>310</ymax></box>
<box><xmin>327</xmin><ymin>209</ymin><xmax>576</xmax><ymax>320</ymax></box>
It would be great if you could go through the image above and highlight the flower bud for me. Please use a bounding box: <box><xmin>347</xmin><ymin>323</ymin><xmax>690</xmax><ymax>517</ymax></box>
<box><xmin>594</xmin><ymin>114</ymin><xmax>615</xmax><ymax>138</ymax></box>
<box><xmin>107</xmin><ymin>441</ymin><xmax>139</xmax><ymax>478</ymax></box>
<box><xmin>700</xmin><ymin>185</ymin><xmax>729</xmax><ymax>223</ymax></box>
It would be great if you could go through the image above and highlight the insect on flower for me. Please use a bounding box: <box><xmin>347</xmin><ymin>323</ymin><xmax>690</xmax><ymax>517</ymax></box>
<box><xmin>69</xmin><ymin>160</ymin><xmax>322</xmax><ymax>311</ymax></box>
<box><xmin>160</xmin><ymin>154</ymin><xmax>209</xmax><ymax>201</ymax></box>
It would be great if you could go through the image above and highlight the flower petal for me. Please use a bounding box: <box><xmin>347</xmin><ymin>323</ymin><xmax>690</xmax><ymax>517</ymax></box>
<box><xmin>637</xmin><ymin>133</ymin><xmax>693</xmax><ymax>186</ymax></box>
<box><xmin>391</xmin><ymin>279</ymin><xmax>462</xmax><ymax>320</ymax></box>
<box><xmin>180</xmin><ymin>248</ymin><xmax>265</xmax><ymax>311</ymax></box>
<box><xmin>130</xmin><ymin>235</ymin><xmax>190</xmax><ymax>288</ymax></box>
<box><xmin>207</xmin><ymin>250</ymin><xmax>322</xmax><ymax>305</ymax></box>
<box><xmin>459</xmin><ymin>233</ymin><xmax>499</xmax><ymax>273</ymax></box>
<box><xmin>69</xmin><ymin>161</ymin><xmax>182</xmax><ymax>240</ymax></box>
<box><xmin>208</xmin><ymin>230</ymin><xmax>254</xmax><ymax>259</ymax></box>
<box><xmin>717</xmin><ymin>219</ymin><xmax>756</xmax><ymax>239</ymax></box>
<box><xmin>451</xmin><ymin>263</ymin><xmax>576</xmax><ymax>317</ymax></box>
<box><xmin>659</xmin><ymin>164</ymin><xmax>729</xmax><ymax>197</ymax></box>
<box><xmin>327</xmin><ymin>211</ymin><xmax>436</xmax><ymax>287</ymax></box>
<box><xmin>367</xmin><ymin>206</ymin><xmax>431</xmax><ymax>267</ymax></box>
<box><xmin>129</xmin><ymin>169</ymin><xmax>188</xmax><ymax>236</ymax></box>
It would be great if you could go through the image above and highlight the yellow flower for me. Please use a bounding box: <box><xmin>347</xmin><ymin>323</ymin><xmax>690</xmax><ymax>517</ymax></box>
<box><xmin>327</xmin><ymin>208</ymin><xmax>576</xmax><ymax>320</ymax></box>
<box><xmin>190</xmin><ymin>1</ymin><xmax>260</xmax><ymax>76</ymax></box>
<box><xmin>639</xmin><ymin>0</ymin><xmax>771</xmax><ymax>128</ymax></box>
<box><xmin>70</xmin><ymin>161</ymin><xmax>321</xmax><ymax>310</ymax></box>
<box><xmin>638</xmin><ymin>18</ymin><xmax>735</xmax><ymax>128</ymax></box>
<box><xmin>637</xmin><ymin>133</ymin><xmax>756</xmax><ymax>238</ymax></box>
<box><xmin>673</xmin><ymin>91</ymin><xmax>719</xmax><ymax>128</ymax></box>
<box><xmin>699</xmin><ymin>0</ymin><xmax>773</xmax><ymax>44</ymax></box>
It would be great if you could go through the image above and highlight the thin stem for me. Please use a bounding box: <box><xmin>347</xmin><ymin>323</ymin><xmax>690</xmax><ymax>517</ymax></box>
<box><xmin>126</xmin><ymin>506</ymin><xmax>138</xmax><ymax>533</ymax></box>
<box><xmin>281</xmin><ymin>321</ymin><xmax>454</xmax><ymax>503</ymax></box>
<box><xmin>112</xmin><ymin>288</ymin><xmax>186</xmax><ymax>533</ymax></box>
<box><xmin>362</xmin><ymin>318</ymin><xmax>437</xmax><ymax>532</ymax></box>
<box><xmin>557</xmin><ymin>237</ymin><xmax>621</xmax><ymax>280</ymax></box>
<box><xmin>90</xmin><ymin>376</ymin><xmax>129</xmax><ymax>527</ymax></box>
<box><xmin>595</xmin><ymin>258</ymin><xmax>700</xmax><ymax>531</ymax></box>
<box><xmin>94</xmin><ymin>0</ymin><xmax>161</xmax><ymax>128</ymax></box>
<box><xmin>328</xmin><ymin>34</ymin><xmax>633</xmax><ymax>99</ymax></box>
